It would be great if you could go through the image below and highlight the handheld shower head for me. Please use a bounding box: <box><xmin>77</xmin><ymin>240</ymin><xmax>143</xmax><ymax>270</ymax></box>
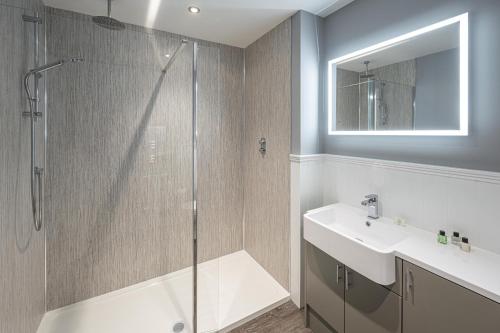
<box><xmin>24</xmin><ymin>57</ymin><xmax>84</xmax><ymax>108</ymax></box>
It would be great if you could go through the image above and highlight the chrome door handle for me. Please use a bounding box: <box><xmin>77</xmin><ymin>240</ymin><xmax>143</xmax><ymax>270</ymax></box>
<box><xmin>405</xmin><ymin>269</ymin><xmax>414</xmax><ymax>302</ymax></box>
<box><xmin>345</xmin><ymin>268</ymin><xmax>352</xmax><ymax>291</ymax></box>
<box><xmin>336</xmin><ymin>264</ymin><xmax>343</xmax><ymax>284</ymax></box>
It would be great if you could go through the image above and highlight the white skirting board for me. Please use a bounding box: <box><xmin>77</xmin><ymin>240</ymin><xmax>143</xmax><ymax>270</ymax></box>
<box><xmin>37</xmin><ymin>251</ymin><xmax>289</xmax><ymax>333</ymax></box>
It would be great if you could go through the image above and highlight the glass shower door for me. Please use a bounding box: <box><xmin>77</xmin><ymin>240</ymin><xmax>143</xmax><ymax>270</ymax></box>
<box><xmin>194</xmin><ymin>43</ymin><xmax>223</xmax><ymax>333</ymax></box>
<box><xmin>41</xmin><ymin>26</ymin><xmax>198</xmax><ymax>332</ymax></box>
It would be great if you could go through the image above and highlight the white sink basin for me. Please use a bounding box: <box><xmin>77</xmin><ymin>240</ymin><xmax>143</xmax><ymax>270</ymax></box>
<box><xmin>304</xmin><ymin>203</ymin><xmax>409</xmax><ymax>285</ymax></box>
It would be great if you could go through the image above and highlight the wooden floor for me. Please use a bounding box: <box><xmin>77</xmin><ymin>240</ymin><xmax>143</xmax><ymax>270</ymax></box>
<box><xmin>229</xmin><ymin>301</ymin><xmax>312</xmax><ymax>333</ymax></box>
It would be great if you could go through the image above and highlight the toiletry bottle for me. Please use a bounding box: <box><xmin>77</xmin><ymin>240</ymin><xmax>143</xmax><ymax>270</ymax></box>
<box><xmin>461</xmin><ymin>237</ymin><xmax>471</xmax><ymax>252</ymax></box>
<box><xmin>452</xmin><ymin>231</ymin><xmax>460</xmax><ymax>245</ymax></box>
<box><xmin>395</xmin><ymin>217</ymin><xmax>407</xmax><ymax>226</ymax></box>
<box><xmin>438</xmin><ymin>230</ymin><xmax>448</xmax><ymax>245</ymax></box>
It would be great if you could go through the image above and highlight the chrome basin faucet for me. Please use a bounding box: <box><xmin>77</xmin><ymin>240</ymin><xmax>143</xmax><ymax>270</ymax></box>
<box><xmin>361</xmin><ymin>194</ymin><xmax>379</xmax><ymax>219</ymax></box>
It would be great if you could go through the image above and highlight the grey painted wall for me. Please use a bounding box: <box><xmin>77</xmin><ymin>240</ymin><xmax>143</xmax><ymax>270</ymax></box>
<box><xmin>415</xmin><ymin>48</ymin><xmax>460</xmax><ymax>130</ymax></box>
<box><xmin>291</xmin><ymin>11</ymin><xmax>323</xmax><ymax>155</ymax></box>
<box><xmin>0</xmin><ymin>0</ymin><xmax>46</xmax><ymax>332</ymax></box>
<box><xmin>321</xmin><ymin>0</ymin><xmax>500</xmax><ymax>172</ymax></box>
<box><xmin>45</xmin><ymin>7</ymin><xmax>244</xmax><ymax>309</ymax></box>
<box><xmin>291</xmin><ymin>13</ymin><xmax>300</xmax><ymax>154</ymax></box>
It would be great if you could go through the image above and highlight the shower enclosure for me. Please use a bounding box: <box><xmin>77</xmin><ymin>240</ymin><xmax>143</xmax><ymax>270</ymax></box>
<box><xmin>42</xmin><ymin>32</ymin><xmax>205</xmax><ymax>331</ymax></box>
<box><xmin>34</xmin><ymin>5</ymin><xmax>275</xmax><ymax>333</ymax></box>
<box><xmin>2</xmin><ymin>3</ymin><xmax>290</xmax><ymax>332</ymax></box>
<box><xmin>18</xmin><ymin>5</ymin><xmax>213</xmax><ymax>331</ymax></box>
<box><xmin>336</xmin><ymin>60</ymin><xmax>416</xmax><ymax>131</ymax></box>
<box><xmin>337</xmin><ymin>78</ymin><xmax>416</xmax><ymax>130</ymax></box>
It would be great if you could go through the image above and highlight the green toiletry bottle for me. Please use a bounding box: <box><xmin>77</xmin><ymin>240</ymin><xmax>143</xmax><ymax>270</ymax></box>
<box><xmin>438</xmin><ymin>230</ymin><xmax>448</xmax><ymax>244</ymax></box>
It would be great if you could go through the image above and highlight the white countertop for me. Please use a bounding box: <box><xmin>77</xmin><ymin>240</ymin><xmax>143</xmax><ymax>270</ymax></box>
<box><xmin>392</xmin><ymin>224</ymin><xmax>500</xmax><ymax>303</ymax></box>
<box><xmin>304</xmin><ymin>203</ymin><xmax>500</xmax><ymax>304</ymax></box>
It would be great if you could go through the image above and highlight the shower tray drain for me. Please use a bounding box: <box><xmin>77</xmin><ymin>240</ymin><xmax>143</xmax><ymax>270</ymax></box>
<box><xmin>173</xmin><ymin>321</ymin><xmax>185</xmax><ymax>332</ymax></box>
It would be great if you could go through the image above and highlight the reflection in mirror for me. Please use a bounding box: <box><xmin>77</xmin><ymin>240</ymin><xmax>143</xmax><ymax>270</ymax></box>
<box><xmin>328</xmin><ymin>13</ymin><xmax>468</xmax><ymax>136</ymax></box>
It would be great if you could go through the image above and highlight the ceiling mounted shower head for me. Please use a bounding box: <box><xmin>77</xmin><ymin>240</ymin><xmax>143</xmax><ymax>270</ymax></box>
<box><xmin>92</xmin><ymin>0</ymin><xmax>125</xmax><ymax>31</ymax></box>
<box><xmin>360</xmin><ymin>60</ymin><xmax>375</xmax><ymax>79</ymax></box>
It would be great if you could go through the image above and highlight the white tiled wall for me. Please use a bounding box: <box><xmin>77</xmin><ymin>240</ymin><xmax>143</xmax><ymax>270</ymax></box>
<box><xmin>321</xmin><ymin>155</ymin><xmax>500</xmax><ymax>255</ymax></box>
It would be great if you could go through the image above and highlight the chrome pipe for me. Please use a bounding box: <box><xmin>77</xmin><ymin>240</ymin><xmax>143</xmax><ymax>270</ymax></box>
<box><xmin>162</xmin><ymin>39</ymin><xmax>188</xmax><ymax>74</ymax></box>
<box><xmin>29</xmin><ymin>60</ymin><xmax>64</xmax><ymax>75</ymax></box>
<box><xmin>27</xmin><ymin>58</ymin><xmax>84</xmax><ymax>76</ymax></box>
<box><xmin>22</xmin><ymin>51</ymin><xmax>84</xmax><ymax>231</ymax></box>
<box><xmin>192</xmin><ymin>41</ymin><xmax>199</xmax><ymax>333</ymax></box>
<box><xmin>22</xmin><ymin>12</ymin><xmax>44</xmax><ymax>231</ymax></box>
<box><xmin>107</xmin><ymin>0</ymin><xmax>112</xmax><ymax>17</ymax></box>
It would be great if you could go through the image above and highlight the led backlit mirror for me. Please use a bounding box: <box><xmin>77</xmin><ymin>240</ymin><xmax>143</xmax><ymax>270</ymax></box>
<box><xmin>328</xmin><ymin>13</ymin><xmax>468</xmax><ymax>136</ymax></box>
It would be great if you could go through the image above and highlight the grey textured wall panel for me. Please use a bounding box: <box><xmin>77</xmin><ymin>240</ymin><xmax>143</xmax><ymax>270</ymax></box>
<box><xmin>321</xmin><ymin>0</ymin><xmax>500</xmax><ymax>172</ymax></box>
<box><xmin>45</xmin><ymin>8</ymin><xmax>244</xmax><ymax>309</ymax></box>
<box><xmin>243</xmin><ymin>19</ymin><xmax>292</xmax><ymax>290</ymax></box>
<box><xmin>336</xmin><ymin>68</ymin><xmax>359</xmax><ymax>130</ymax></box>
<box><xmin>197</xmin><ymin>44</ymin><xmax>245</xmax><ymax>263</ymax></box>
<box><xmin>0</xmin><ymin>1</ymin><xmax>46</xmax><ymax>332</ymax></box>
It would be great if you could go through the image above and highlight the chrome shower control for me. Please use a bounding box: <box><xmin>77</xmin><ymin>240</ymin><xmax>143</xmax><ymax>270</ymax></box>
<box><xmin>259</xmin><ymin>137</ymin><xmax>266</xmax><ymax>155</ymax></box>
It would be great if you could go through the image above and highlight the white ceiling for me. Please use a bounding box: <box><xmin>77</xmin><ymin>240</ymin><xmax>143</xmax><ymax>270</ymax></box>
<box><xmin>43</xmin><ymin>0</ymin><xmax>354</xmax><ymax>48</ymax></box>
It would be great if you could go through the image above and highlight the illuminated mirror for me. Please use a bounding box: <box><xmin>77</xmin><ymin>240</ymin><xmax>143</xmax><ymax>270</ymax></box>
<box><xmin>328</xmin><ymin>13</ymin><xmax>468</xmax><ymax>136</ymax></box>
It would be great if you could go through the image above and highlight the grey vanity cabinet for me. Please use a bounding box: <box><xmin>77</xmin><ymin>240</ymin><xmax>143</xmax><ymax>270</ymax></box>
<box><xmin>305</xmin><ymin>243</ymin><xmax>402</xmax><ymax>333</ymax></box>
<box><xmin>306</xmin><ymin>242</ymin><xmax>500</xmax><ymax>333</ymax></box>
<box><xmin>403</xmin><ymin>261</ymin><xmax>500</xmax><ymax>333</ymax></box>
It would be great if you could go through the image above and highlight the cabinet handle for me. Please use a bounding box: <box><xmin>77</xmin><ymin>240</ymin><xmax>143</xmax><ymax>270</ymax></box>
<box><xmin>336</xmin><ymin>264</ymin><xmax>343</xmax><ymax>284</ymax></box>
<box><xmin>345</xmin><ymin>268</ymin><xmax>352</xmax><ymax>291</ymax></box>
<box><xmin>405</xmin><ymin>269</ymin><xmax>414</xmax><ymax>303</ymax></box>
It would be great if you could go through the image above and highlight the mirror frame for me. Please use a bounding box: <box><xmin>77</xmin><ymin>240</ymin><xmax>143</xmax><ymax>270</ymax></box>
<box><xmin>327</xmin><ymin>13</ymin><xmax>468</xmax><ymax>136</ymax></box>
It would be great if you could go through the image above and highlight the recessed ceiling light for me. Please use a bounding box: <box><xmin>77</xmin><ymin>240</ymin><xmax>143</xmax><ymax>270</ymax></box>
<box><xmin>188</xmin><ymin>6</ymin><xmax>200</xmax><ymax>14</ymax></box>
<box><xmin>165</xmin><ymin>54</ymin><xmax>171</xmax><ymax>58</ymax></box>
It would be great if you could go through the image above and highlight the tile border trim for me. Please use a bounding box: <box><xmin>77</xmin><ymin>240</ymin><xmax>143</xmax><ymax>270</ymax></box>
<box><xmin>290</xmin><ymin>154</ymin><xmax>500</xmax><ymax>184</ymax></box>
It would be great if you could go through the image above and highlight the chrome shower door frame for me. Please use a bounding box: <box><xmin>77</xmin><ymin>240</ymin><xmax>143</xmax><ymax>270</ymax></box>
<box><xmin>191</xmin><ymin>41</ymin><xmax>199</xmax><ymax>333</ymax></box>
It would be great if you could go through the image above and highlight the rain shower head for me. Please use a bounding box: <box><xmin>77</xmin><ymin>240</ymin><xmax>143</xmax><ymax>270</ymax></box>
<box><xmin>93</xmin><ymin>16</ymin><xmax>125</xmax><ymax>31</ymax></box>
<box><xmin>93</xmin><ymin>0</ymin><xmax>125</xmax><ymax>31</ymax></box>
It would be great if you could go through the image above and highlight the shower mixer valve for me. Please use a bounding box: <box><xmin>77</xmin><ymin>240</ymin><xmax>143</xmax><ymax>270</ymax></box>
<box><xmin>259</xmin><ymin>137</ymin><xmax>267</xmax><ymax>155</ymax></box>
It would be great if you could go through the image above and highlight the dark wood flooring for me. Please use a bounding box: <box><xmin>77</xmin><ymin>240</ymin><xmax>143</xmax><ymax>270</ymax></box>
<box><xmin>229</xmin><ymin>301</ymin><xmax>312</xmax><ymax>333</ymax></box>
